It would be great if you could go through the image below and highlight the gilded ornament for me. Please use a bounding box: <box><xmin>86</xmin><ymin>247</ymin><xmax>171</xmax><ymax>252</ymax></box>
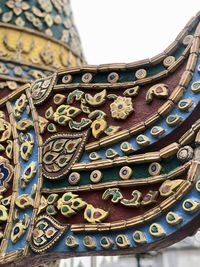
<box><xmin>37</xmin><ymin>196</ymin><xmax>48</xmax><ymax>215</ymax></box>
<box><xmin>6</xmin><ymin>140</ymin><xmax>13</xmax><ymax>159</ymax></box>
<box><xmin>102</xmin><ymin>188</ymin><xmax>123</xmax><ymax>203</ymax></box>
<box><xmin>132</xmin><ymin>231</ymin><xmax>147</xmax><ymax>244</ymax></box>
<box><xmin>47</xmin><ymin>194</ymin><xmax>59</xmax><ymax>205</ymax></box>
<box><xmin>0</xmin><ymin>63</ymin><xmax>9</xmax><ymax>74</ymax></box>
<box><xmin>62</xmin><ymin>74</ymin><xmax>72</xmax><ymax>84</ymax></box>
<box><xmin>182</xmin><ymin>35</ymin><xmax>193</xmax><ymax>45</ymax></box>
<box><xmin>20</xmin><ymin>140</ymin><xmax>34</xmax><ymax>161</ymax></box>
<box><xmin>7</xmin><ymin>81</ymin><xmax>18</xmax><ymax>90</ymax></box>
<box><xmin>120</xmin><ymin>141</ymin><xmax>134</xmax><ymax>154</ymax></box>
<box><xmin>57</xmin><ymin>192</ymin><xmax>78</xmax><ymax>210</ymax></box>
<box><xmin>69</xmin><ymin>118</ymin><xmax>92</xmax><ymax>131</ymax></box>
<box><xmin>89</xmin><ymin>152</ymin><xmax>101</xmax><ymax>161</ymax></box>
<box><xmin>91</xmin><ymin>118</ymin><xmax>107</xmax><ymax>138</ymax></box>
<box><xmin>166</xmin><ymin>212</ymin><xmax>183</xmax><ymax>225</ymax></box>
<box><xmin>182</xmin><ymin>199</ymin><xmax>200</xmax><ymax>213</ymax></box>
<box><xmin>30</xmin><ymin>215</ymin><xmax>66</xmax><ymax>253</ymax></box>
<box><xmin>146</xmin><ymin>83</ymin><xmax>169</xmax><ymax>104</ymax></box>
<box><xmin>46</xmin><ymin>205</ymin><xmax>57</xmax><ymax>216</ymax></box>
<box><xmin>88</xmin><ymin>110</ymin><xmax>106</xmax><ymax>120</ymax></box>
<box><xmin>178</xmin><ymin>99</ymin><xmax>193</xmax><ymax>111</ymax></box>
<box><xmin>54</xmin><ymin>104</ymin><xmax>81</xmax><ymax>120</ymax></box>
<box><xmin>65</xmin><ymin>236</ymin><xmax>79</xmax><ymax>248</ymax></box>
<box><xmin>71</xmin><ymin>198</ymin><xmax>87</xmax><ymax>211</ymax></box>
<box><xmin>107</xmin><ymin>72</ymin><xmax>119</xmax><ymax>83</ymax></box>
<box><xmin>159</xmin><ymin>179</ymin><xmax>184</xmax><ymax>197</ymax></box>
<box><xmin>90</xmin><ymin>170</ymin><xmax>102</xmax><ymax>183</ymax></box>
<box><xmin>44</xmin><ymin>14</ymin><xmax>54</xmax><ymax>27</ymax></box>
<box><xmin>0</xmin><ymin>205</ymin><xmax>8</xmax><ymax>222</ymax></box>
<box><xmin>3</xmin><ymin>34</ymin><xmax>35</xmax><ymax>62</ymax></box>
<box><xmin>177</xmin><ymin>146</ymin><xmax>194</xmax><ymax>162</ymax></box>
<box><xmin>38</xmin><ymin>0</ymin><xmax>53</xmax><ymax>13</ymax></box>
<box><xmin>115</xmin><ymin>235</ymin><xmax>130</xmax><ymax>248</ymax></box>
<box><xmin>141</xmin><ymin>190</ymin><xmax>158</xmax><ymax>206</ymax></box>
<box><xmin>45</xmin><ymin>107</ymin><xmax>54</xmax><ymax>120</ymax></box>
<box><xmin>136</xmin><ymin>134</ymin><xmax>150</xmax><ymax>146</ymax></box>
<box><xmin>85</xmin><ymin>89</ymin><xmax>107</xmax><ymax>107</ymax></box>
<box><xmin>119</xmin><ymin>166</ymin><xmax>133</xmax><ymax>180</ymax></box>
<box><xmin>149</xmin><ymin>223</ymin><xmax>165</xmax><ymax>237</ymax></box>
<box><xmin>43</xmin><ymin>132</ymin><xmax>88</xmax><ymax>179</ymax></box>
<box><xmin>60</xmin><ymin>205</ymin><xmax>75</xmax><ymax>217</ymax></box>
<box><xmin>107</xmin><ymin>94</ymin><xmax>117</xmax><ymax>100</ymax></box>
<box><xmin>150</xmin><ymin>126</ymin><xmax>165</xmax><ymax>138</ymax></box>
<box><xmin>11</xmin><ymin>214</ymin><xmax>30</xmax><ymax>243</ymax></box>
<box><xmin>191</xmin><ymin>81</ymin><xmax>200</xmax><ymax>93</ymax></box>
<box><xmin>148</xmin><ymin>162</ymin><xmax>161</xmax><ymax>176</ymax></box>
<box><xmin>31</xmin><ymin>74</ymin><xmax>56</xmax><ymax>105</ymax></box>
<box><xmin>166</xmin><ymin>114</ymin><xmax>182</xmax><ymax>126</ymax></box>
<box><xmin>84</xmin><ymin>204</ymin><xmax>108</xmax><ymax>223</ymax></box>
<box><xmin>100</xmin><ymin>237</ymin><xmax>113</xmax><ymax>249</ymax></box>
<box><xmin>47</xmin><ymin>123</ymin><xmax>57</xmax><ymax>133</ymax></box>
<box><xmin>135</xmin><ymin>69</ymin><xmax>147</xmax><ymax>79</ymax></box>
<box><xmin>20</xmin><ymin>161</ymin><xmax>36</xmax><ymax>189</ymax></box>
<box><xmin>17</xmin><ymin>119</ymin><xmax>34</xmax><ymax>131</ymax></box>
<box><xmin>196</xmin><ymin>180</ymin><xmax>200</xmax><ymax>192</ymax></box>
<box><xmin>110</xmin><ymin>96</ymin><xmax>134</xmax><ymax>120</ymax></box>
<box><xmin>53</xmin><ymin>94</ymin><xmax>67</xmax><ymax>105</ymax></box>
<box><xmin>68</xmin><ymin>172</ymin><xmax>80</xmax><ymax>185</ymax></box>
<box><xmin>15</xmin><ymin>194</ymin><xmax>34</xmax><ymax>209</ymax></box>
<box><xmin>163</xmin><ymin>56</ymin><xmax>176</xmax><ymax>67</ymax></box>
<box><xmin>2</xmin><ymin>11</ymin><xmax>13</xmax><ymax>23</ymax></box>
<box><xmin>40</xmin><ymin>42</ymin><xmax>54</xmax><ymax>65</ymax></box>
<box><xmin>83</xmin><ymin>236</ymin><xmax>96</xmax><ymax>249</ymax></box>
<box><xmin>15</xmin><ymin>94</ymin><xmax>28</xmax><ymax>113</ymax></box>
<box><xmin>120</xmin><ymin>190</ymin><xmax>142</xmax><ymax>207</ymax></box>
<box><xmin>38</xmin><ymin>116</ymin><xmax>49</xmax><ymax>134</ymax></box>
<box><xmin>67</xmin><ymin>89</ymin><xmax>84</xmax><ymax>104</ymax></box>
<box><xmin>82</xmin><ymin>73</ymin><xmax>93</xmax><ymax>83</ymax></box>
<box><xmin>123</xmin><ymin>86</ymin><xmax>140</xmax><ymax>97</ymax></box>
<box><xmin>0</xmin><ymin>158</ymin><xmax>13</xmax><ymax>192</ymax></box>
<box><xmin>105</xmin><ymin>148</ymin><xmax>118</xmax><ymax>159</ymax></box>
<box><xmin>104</xmin><ymin>125</ymin><xmax>121</xmax><ymax>136</ymax></box>
<box><xmin>0</xmin><ymin>195</ymin><xmax>11</xmax><ymax>207</ymax></box>
<box><xmin>0</xmin><ymin>119</ymin><xmax>12</xmax><ymax>142</ymax></box>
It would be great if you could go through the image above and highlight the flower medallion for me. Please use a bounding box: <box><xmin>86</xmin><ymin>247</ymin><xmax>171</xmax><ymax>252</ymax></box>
<box><xmin>110</xmin><ymin>96</ymin><xmax>134</xmax><ymax>120</ymax></box>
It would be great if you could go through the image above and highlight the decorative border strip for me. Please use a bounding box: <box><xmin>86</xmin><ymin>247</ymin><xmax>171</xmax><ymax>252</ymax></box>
<box><xmin>42</xmin><ymin>161</ymin><xmax>190</xmax><ymax>193</ymax></box>
<box><xmin>71</xmin><ymin>178</ymin><xmax>193</xmax><ymax>232</ymax></box>
<box><xmin>0</xmin><ymin>101</ymin><xmax>21</xmax><ymax>257</ymax></box>
<box><xmin>23</xmin><ymin>88</ymin><xmax>43</xmax><ymax>256</ymax></box>
<box><xmin>72</xmin><ymin>118</ymin><xmax>200</xmax><ymax>171</ymax></box>
<box><xmin>0</xmin><ymin>22</ymin><xmax>85</xmax><ymax>62</ymax></box>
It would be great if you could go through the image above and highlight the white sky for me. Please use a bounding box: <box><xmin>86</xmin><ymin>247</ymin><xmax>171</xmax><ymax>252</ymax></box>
<box><xmin>71</xmin><ymin>0</ymin><xmax>200</xmax><ymax>64</ymax></box>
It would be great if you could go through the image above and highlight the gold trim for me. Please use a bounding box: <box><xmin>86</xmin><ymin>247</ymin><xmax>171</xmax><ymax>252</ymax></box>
<box><xmin>23</xmin><ymin>88</ymin><xmax>43</xmax><ymax>256</ymax></box>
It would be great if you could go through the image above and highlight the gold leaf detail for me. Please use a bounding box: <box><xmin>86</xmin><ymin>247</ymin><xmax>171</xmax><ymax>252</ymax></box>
<box><xmin>85</xmin><ymin>89</ymin><xmax>107</xmax><ymax>107</ymax></box>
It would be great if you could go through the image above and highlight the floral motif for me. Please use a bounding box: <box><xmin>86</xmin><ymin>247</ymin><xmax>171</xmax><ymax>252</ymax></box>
<box><xmin>110</xmin><ymin>96</ymin><xmax>134</xmax><ymax>120</ymax></box>
<box><xmin>6</xmin><ymin>0</ymin><xmax>30</xmax><ymax>16</ymax></box>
